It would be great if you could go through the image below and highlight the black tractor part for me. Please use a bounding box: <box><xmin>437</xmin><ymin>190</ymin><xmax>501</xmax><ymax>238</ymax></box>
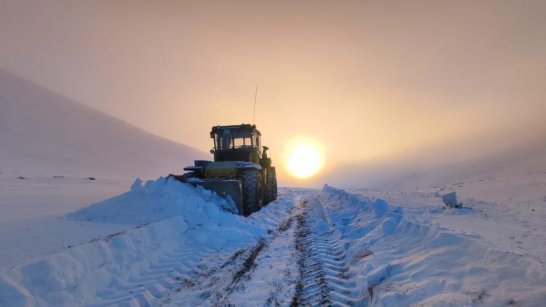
<box><xmin>239</xmin><ymin>169</ymin><xmax>263</xmax><ymax>216</ymax></box>
<box><xmin>265</xmin><ymin>167</ymin><xmax>278</xmax><ymax>203</ymax></box>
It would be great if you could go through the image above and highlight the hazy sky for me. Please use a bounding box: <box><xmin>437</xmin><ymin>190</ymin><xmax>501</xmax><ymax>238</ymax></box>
<box><xmin>1</xmin><ymin>0</ymin><xmax>545</xmax><ymax>186</ymax></box>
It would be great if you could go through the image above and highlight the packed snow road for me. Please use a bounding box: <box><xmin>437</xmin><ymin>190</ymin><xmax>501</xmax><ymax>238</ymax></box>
<box><xmin>1</xmin><ymin>178</ymin><xmax>545</xmax><ymax>306</ymax></box>
<box><xmin>165</xmin><ymin>194</ymin><xmax>361</xmax><ymax>306</ymax></box>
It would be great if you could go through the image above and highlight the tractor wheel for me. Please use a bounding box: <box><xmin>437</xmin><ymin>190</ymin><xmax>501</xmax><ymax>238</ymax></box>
<box><xmin>271</xmin><ymin>168</ymin><xmax>277</xmax><ymax>200</ymax></box>
<box><xmin>265</xmin><ymin>167</ymin><xmax>278</xmax><ymax>204</ymax></box>
<box><xmin>240</xmin><ymin>169</ymin><xmax>263</xmax><ymax>216</ymax></box>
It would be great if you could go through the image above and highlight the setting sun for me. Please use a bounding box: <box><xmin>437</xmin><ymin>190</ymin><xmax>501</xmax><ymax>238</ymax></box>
<box><xmin>284</xmin><ymin>137</ymin><xmax>325</xmax><ymax>179</ymax></box>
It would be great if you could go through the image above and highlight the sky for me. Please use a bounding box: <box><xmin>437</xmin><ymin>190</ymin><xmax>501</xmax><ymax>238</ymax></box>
<box><xmin>1</xmin><ymin>0</ymin><xmax>545</xmax><ymax>187</ymax></box>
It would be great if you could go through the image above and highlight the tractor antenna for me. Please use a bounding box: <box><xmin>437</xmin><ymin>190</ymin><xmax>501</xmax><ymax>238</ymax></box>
<box><xmin>253</xmin><ymin>85</ymin><xmax>258</xmax><ymax>124</ymax></box>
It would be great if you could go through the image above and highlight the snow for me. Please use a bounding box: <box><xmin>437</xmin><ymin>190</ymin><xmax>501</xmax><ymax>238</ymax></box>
<box><xmin>67</xmin><ymin>177</ymin><xmax>239</xmax><ymax>225</ymax></box>
<box><xmin>351</xmin><ymin>171</ymin><xmax>546</xmax><ymax>262</ymax></box>
<box><xmin>0</xmin><ymin>176</ymin><xmax>133</xmax><ymax>268</ymax></box>
<box><xmin>323</xmin><ymin>186</ymin><xmax>546</xmax><ymax>305</ymax></box>
<box><xmin>2</xmin><ymin>181</ymin><xmax>546</xmax><ymax>305</ymax></box>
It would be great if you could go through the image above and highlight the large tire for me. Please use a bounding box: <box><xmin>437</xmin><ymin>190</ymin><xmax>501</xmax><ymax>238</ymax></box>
<box><xmin>271</xmin><ymin>168</ymin><xmax>277</xmax><ymax>200</ymax></box>
<box><xmin>265</xmin><ymin>167</ymin><xmax>278</xmax><ymax>204</ymax></box>
<box><xmin>240</xmin><ymin>170</ymin><xmax>263</xmax><ymax>216</ymax></box>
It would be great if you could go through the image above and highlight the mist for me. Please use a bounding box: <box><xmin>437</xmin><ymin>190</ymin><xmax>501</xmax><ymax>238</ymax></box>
<box><xmin>1</xmin><ymin>0</ymin><xmax>545</xmax><ymax>187</ymax></box>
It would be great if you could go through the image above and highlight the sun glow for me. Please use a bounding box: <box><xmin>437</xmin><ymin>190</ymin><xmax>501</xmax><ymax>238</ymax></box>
<box><xmin>284</xmin><ymin>137</ymin><xmax>325</xmax><ymax>179</ymax></box>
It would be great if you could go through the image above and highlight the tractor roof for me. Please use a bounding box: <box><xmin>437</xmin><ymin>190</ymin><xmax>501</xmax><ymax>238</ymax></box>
<box><xmin>210</xmin><ymin>124</ymin><xmax>261</xmax><ymax>137</ymax></box>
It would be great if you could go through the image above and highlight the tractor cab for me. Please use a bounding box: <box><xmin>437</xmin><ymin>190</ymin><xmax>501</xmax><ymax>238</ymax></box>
<box><xmin>210</xmin><ymin>124</ymin><xmax>261</xmax><ymax>164</ymax></box>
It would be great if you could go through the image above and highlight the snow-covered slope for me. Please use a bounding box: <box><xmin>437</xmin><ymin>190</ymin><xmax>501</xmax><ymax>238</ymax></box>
<box><xmin>328</xmin><ymin>135</ymin><xmax>546</xmax><ymax>190</ymax></box>
<box><xmin>0</xmin><ymin>69</ymin><xmax>204</xmax><ymax>179</ymax></box>
<box><xmin>371</xmin><ymin>143</ymin><xmax>546</xmax><ymax>190</ymax></box>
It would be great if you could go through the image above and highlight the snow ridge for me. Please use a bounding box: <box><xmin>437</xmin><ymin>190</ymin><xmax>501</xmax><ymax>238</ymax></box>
<box><xmin>291</xmin><ymin>197</ymin><xmax>361</xmax><ymax>306</ymax></box>
<box><xmin>321</xmin><ymin>185</ymin><xmax>546</xmax><ymax>306</ymax></box>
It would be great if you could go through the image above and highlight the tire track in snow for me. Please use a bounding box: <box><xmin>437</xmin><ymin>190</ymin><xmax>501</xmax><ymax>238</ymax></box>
<box><xmin>291</xmin><ymin>196</ymin><xmax>361</xmax><ymax>306</ymax></box>
<box><xmin>224</xmin><ymin>200</ymin><xmax>305</xmax><ymax>306</ymax></box>
<box><xmin>164</xmin><ymin>202</ymin><xmax>301</xmax><ymax>306</ymax></box>
<box><xmin>92</xmin><ymin>192</ymin><xmax>361</xmax><ymax>306</ymax></box>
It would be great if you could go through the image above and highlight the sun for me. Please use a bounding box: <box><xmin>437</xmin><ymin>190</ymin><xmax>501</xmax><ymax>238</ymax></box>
<box><xmin>284</xmin><ymin>137</ymin><xmax>325</xmax><ymax>179</ymax></box>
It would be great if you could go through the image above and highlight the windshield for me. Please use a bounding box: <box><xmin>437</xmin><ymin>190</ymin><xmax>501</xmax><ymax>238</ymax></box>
<box><xmin>214</xmin><ymin>129</ymin><xmax>255</xmax><ymax>150</ymax></box>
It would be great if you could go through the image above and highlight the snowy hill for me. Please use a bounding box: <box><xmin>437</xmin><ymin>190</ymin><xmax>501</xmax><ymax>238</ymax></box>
<box><xmin>0</xmin><ymin>69</ymin><xmax>204</xmax><ymax>179</ymax></box>
<box><xmin>383</xmin><ymin>142</ymin><xmax>546</xmax><ymax>189</ymax></box>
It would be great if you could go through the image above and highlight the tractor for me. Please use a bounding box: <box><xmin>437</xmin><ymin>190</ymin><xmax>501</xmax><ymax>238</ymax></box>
<box><xmin>171</xmin><ymin>124</ymin><xmax>277</xmax><ymax>216</ymax></box>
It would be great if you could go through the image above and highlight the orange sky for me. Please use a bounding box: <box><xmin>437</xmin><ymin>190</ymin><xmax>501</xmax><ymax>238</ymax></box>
<box><xmin>1</xmin><ymin>0</ymin><xmax>545</xmax><ymax>186</ymax></box>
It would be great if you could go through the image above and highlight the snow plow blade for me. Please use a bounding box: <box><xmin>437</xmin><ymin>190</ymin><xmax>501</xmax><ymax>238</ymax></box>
<box><xmin>168</xmin><ymin>175</ymin><xmax>243</xmax><ymax>214</ymax></box>
<box><xmin>191</xmin><ymin>179</ymin><xmax>243</xmax><ymax>214</ymax></box>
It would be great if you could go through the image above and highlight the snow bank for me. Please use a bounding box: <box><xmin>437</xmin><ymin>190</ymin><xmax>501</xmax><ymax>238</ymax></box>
<box><xmin>321</xmin><ymin>185</ymin><xmax>546</xmax><ymax>306</ymax></box>
<box><xmin>67</xmin><ymin>177</ymin><xmax>239</xmax><ymax>224</ymax></box>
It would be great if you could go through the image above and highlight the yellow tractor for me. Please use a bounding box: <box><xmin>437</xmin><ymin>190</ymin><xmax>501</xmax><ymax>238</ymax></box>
<box><xmin>171</xmin><ymin>124</ymin><xmax>277</xmax><ymax>216</ymax></box>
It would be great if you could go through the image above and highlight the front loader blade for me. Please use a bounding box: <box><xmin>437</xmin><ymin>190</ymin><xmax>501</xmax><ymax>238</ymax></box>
<box><xmin>190</xmin><ymin>179</ymin><xmax>243</xmax><ymax>215</ymax></box>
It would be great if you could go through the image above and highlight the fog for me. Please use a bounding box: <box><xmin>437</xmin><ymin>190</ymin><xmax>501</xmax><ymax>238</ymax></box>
<box><xmin>2</xmin><ymin>0</ymin><xmax>545</xmax><ymax>187</ymax></box>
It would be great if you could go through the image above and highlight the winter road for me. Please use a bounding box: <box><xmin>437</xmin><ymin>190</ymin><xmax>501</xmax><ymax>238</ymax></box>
<box><xmin>80</xmin><ymin>190</ymin><xmax>370</xmax><ymax>306</ymax></box>
<box><xmin>164</xmin><ymin>193</ymin><xmax>362</xmax><ymax>306</ymax></box>
<box><xmin>3</xmin><ymin>182</ymin><xmax>544</xmax><ymax>306</ymax></box>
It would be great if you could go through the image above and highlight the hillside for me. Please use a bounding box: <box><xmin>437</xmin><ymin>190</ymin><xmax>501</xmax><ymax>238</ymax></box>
<box><xmin>0</xmin><ymin>69</ymin><xmax>205</xmax><ymax>179</ymax></box>
<box><xmin>327</xmin><ymin>137</ymin><xmax>546</xmax><ymax>190</ymax></box>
